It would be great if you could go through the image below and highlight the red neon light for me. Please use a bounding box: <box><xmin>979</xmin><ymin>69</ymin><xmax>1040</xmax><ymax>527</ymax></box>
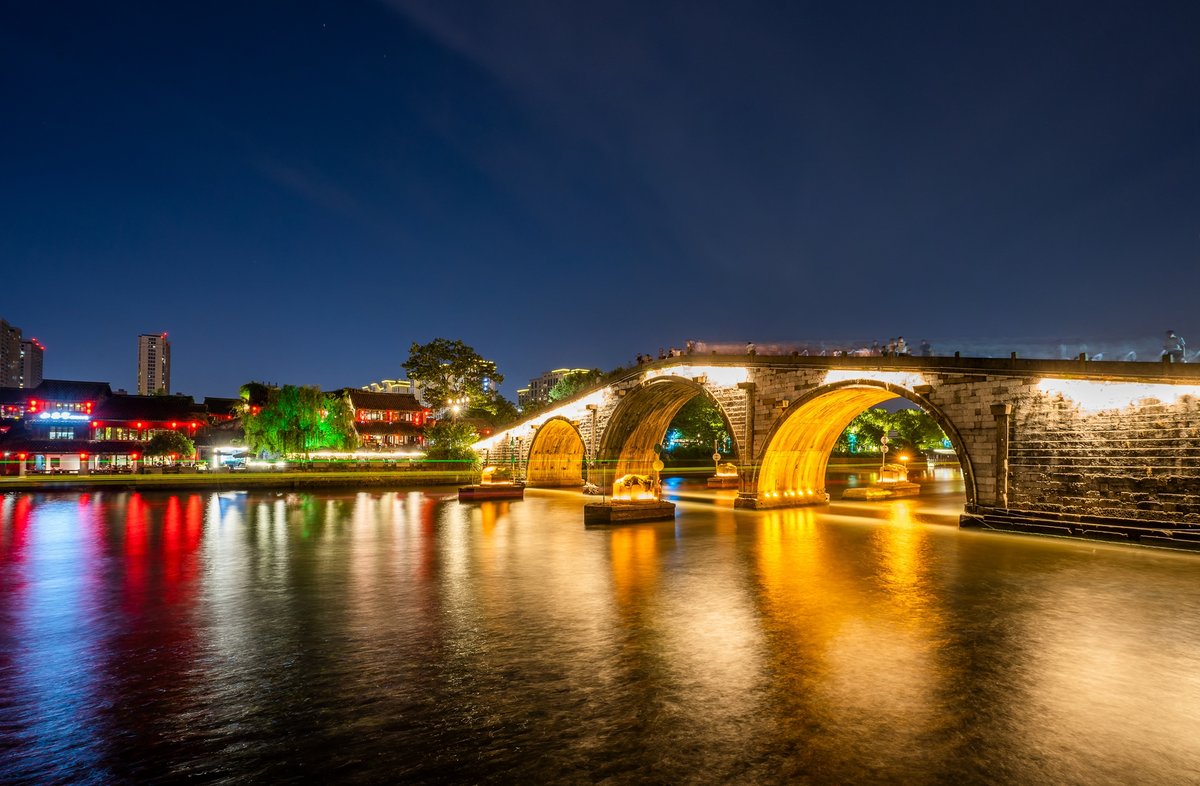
<box><xmin>171</xmin><ymin>422</ymin><xmax>177</xmax><ymax>428</ymax></box>
<box><xmin>18</xmin><ymin>453</ymin><xmax>26</xmax><ymax>460</ymax></box>
<box><xmin>91</xmin><ymin>421</ymin><xmax>98</xmax><ymax>427</ymax></box>
<box><xmin>28</xmin><ymin>399</ymin><xmax>38</xmax><ymax>413</ymax></box>
<box><xmin>136</xmin><ymin>422</ymin><xmax>143</xmax><ymax>428</ymax></box>
<box><xmin>189</xmin><ymin>421</ymin><xmax>197</xmax><ymax>428</ymax></box>
<box><xmin>80</xmin><ymin>452</ymin><xmax>88</xmax><ymax>459</ymax></box>
<box><xmin>131</xmin><ymin>452</ymin><xmax>139</xmax><ymax>460</ymax></box>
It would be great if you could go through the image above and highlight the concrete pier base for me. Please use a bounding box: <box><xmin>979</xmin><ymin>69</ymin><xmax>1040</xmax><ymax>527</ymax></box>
<box><xmin>584</xmin><ymin>500</ymin><xmax>676</xmax><ymax>525</ymax></box>
<box><xmin>842</xmin><ymin>481</ymin><xmax>920</xmax><ymax>500</ymax></box>
<box><xmin>459</xmin><ymin>484</ymin><xmax>525</xmax><ymax>501</ymax></box>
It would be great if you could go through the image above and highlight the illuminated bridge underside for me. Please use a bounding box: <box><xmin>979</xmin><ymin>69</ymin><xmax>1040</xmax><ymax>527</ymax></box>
<box><xmin>601</xmin><ymin>379</ymin><xmax>732</xmax><ymax>482</ymax></box>
<box><xmin>755</xmin><ymin>386</ymin><xmax>897</xmax><ymax>505</ymax></box>
<box><xmin>526</xmin><ymin>418</ymin><xmax>585</xmax><ymax>487</ymax></box>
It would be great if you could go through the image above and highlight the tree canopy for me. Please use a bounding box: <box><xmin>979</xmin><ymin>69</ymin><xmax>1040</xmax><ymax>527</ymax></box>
<box><xmin>469</xmin><ymin>393</ymin><xmax>520</xmax><ymax>427</ymax></box>
<box><xmin>402</xmin><ymin>339</ymin><xmax>503</xmax><ymax>412</ymax></box>
<box><xmin>547</xmin><ymin>369</ymin><xmax>605</xmax><ymax>403</ymax></box>
<box><xmin>241</xmin><ymin>384</ymin><xmax>359</xmax><ymax>456</ymax></box>
<box><xmin>834</xmin><ymin>406</ymin><xmax>949</xmax><ymax>456</ymax></box>
<box><xmin>423</xmin><ymin>421</ymin><xmax>480</xmax><ymax>467</ymax></box>
<box><xmin>144</xmin><ymin>430</ymin><xmax>196</xmax><ymax>461</ymax></box>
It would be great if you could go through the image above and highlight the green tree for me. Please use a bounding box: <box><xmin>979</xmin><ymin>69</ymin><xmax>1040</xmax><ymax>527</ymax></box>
<box><xmin>663</xmin><ymin>395</ymin><xmax>730</xmax><ymax>464</ymax></box>
<box><xmin>547</xmin><ymin>368</ymin><xmax>604</xmax><ymax>402</ymax></box>
<box><xmin>423</xmin><ymin>421</ymin><xmax>481</xmax><ymax>467</ymax></box>
<box><xmin>834</xmin><ymin>407</ymin><xmax>949</xmax><ymax>456</ymax></box>
<box><xmin>144</xmin><ymin>430</ymin><xmax>196</xmax><ymax>463</ymax></box>
<box><xmin>469</xmin><ymin>392</ymin><xmax>520</xmax><ymax>427</ymax></box>
<box><xmin>241</xmin><ymin>384</ymin><xmax>360</xmax><ymax>456</ymax></box>
<box><xmin>316</xmin><ymin>392</ymin><xmax>360</xmax><ymax>451</ymax></box>
<box><xmin>402</xmin><ymin>339</ymin><xmax>504</xmax><ymax>412</ymax></box>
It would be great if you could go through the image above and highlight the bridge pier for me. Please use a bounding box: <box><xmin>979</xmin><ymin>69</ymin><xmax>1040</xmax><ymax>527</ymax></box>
<box><xmin>733</xmin><ymin>490</ymin><xmax>830</xmax><ymax>510</ymax></box>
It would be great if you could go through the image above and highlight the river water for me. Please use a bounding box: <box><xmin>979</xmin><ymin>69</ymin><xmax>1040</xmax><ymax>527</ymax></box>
<box><xmin>2</xmin><ymin>477</ymin><xmax>1200</xmax><ymax>784</ymax></box>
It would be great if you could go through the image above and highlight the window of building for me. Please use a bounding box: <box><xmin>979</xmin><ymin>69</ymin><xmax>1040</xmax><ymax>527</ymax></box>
<box><xmin>48</xmin><ymin>427</ymin><xmax>75</xmax><ymax>440</ymax></box>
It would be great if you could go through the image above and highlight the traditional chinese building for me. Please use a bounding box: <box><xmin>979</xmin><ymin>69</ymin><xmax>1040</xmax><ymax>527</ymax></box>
<box><xmin>0</xmin><ymin>379</ymin><xmax>206</xmax><ymax>474</ymax></box>
<box><xmin>333</xmin><ymin>388</ymin><xmax>432</xmax><ymax>450</ymax></box>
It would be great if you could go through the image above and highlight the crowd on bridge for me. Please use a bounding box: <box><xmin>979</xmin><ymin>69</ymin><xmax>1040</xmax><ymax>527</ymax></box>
<box><xmin>633</xmin><ymin>330</ymin><xmax>1192</xmax><ymax>366</ymax></box>
<box><xmin>634</xmin><ymin>338</ymin><xmax>936</xmax><ymax>365</ymax></box>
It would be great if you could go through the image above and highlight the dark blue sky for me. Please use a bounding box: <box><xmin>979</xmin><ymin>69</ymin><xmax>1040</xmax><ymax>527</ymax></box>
<box><xmin>3</xmin><ymin>1</ymin><xmax>1198</xmax><ymax>398</ymax></box>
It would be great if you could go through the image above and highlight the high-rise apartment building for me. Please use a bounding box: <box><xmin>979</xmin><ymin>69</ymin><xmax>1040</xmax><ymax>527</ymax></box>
<box><xmin>518</xmin><ymin>367</ymin><xmax>592</xmax><ymax>407</ymax></box>
<box><xmin>19</xmin><ymin>338</ymin><xmax>44</xmax><ymax>389</ymax></box>
<box><xmin>137</xmin><ymin>332</ymin><xmax>171</xmax><ymax>395</ymax></box>
<box><xmin>0</xmin><ymin>319</ymin><xmax>21</xmax><ymax>387</ymax></box>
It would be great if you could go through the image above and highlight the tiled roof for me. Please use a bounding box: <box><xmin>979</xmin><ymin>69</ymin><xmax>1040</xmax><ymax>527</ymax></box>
<box><xmin>203</xmin><ymin>397</ymin><xmax>241</xmax><ymax>417</ymax></box>
<box><xmin>93</xmin><ymin>394</ymin><xmax>205</xmax><ymax>422</ymax></box>
<box><xmin>29</xmin><ymin>379</ymin><xmax>113</xmax><ymax>402</ymax></box>
<box><xmin>335</xmin><ymin>388</ymin><xmax>426</xmax><ymax>412</ymax></box>
<box><xmin>0</xmin><ymin>387</ymin><xmax>29</xmax><ymax>405</ymax></box>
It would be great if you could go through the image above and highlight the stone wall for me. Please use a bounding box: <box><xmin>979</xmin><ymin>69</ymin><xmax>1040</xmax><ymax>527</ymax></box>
<box><xmin>1009</xmin><ymin>390</ymin><xmax>1200</xmax><ymax>525</ymax></box>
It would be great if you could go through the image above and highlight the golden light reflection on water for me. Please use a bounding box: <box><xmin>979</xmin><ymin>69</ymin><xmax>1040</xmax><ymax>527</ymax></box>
<box><xmin>609</xmin><ymin>525</ymin><xmax>659</xmax><ymax>608</ymax></box>
<box><xmin>753</xmin><ymin>502</ymin><xmax>949</xmax><ymax>762</ymax></box>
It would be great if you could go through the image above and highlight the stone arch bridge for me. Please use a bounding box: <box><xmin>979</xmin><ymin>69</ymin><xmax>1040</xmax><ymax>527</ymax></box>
<box><xmin>473</xmin><ymin>355</ymin><xmax>1200</xmax><ymax>546</ymax></box>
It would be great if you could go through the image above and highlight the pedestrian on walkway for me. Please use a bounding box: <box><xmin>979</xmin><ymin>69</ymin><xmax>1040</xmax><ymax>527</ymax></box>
<box><xmin>1163</xmin><ymin>330</ymin><xmax>1187</xmax><ymax>363</ymax></box>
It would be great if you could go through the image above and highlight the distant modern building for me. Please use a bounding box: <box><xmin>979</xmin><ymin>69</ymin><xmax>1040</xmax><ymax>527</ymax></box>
<box><xmin>0</xmin><ymin>319</ymin><xmax>22</xmax><ymax>388</ymax></box>
<box><xmin>137</xmin><ymin>332</ymin><xmax>171</xmax><ymax>395</ymax></box>
<box><xmin>519</xmin><ymin>368</ymin><xmax>591</xmax><ymax>408</ymax></box>
<box><xmin>20</xmin><ymin>338</ymin><xmax>44</xmax><ymax>389</ymax></box>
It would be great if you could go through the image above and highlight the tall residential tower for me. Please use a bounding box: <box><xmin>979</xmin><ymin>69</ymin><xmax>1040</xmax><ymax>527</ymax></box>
<box><xmin>19</xmin><ymin>338</ymin><xmax>44</xmax><ymax>388</ymax></box>
<box><xmin>137</xmin><ymin>332</ymin><xmax>171</xmax><ymax>395</ymax></box>
<box><xmin>0</xmin><ymin>318</ymin><xmax>23</xmax><ymax>387</ymax></box>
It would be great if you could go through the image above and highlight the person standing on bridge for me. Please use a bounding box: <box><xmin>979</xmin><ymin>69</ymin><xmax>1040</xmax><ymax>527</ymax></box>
<box><xmin>1163</xmin><ymin>330</ymin><xmax>1187</xmax><ymax>363</ymax></box>
<box><xmin>920</xmin><ymin>339</ymin><xmax>932</xmax><ymax>357</ymax></box>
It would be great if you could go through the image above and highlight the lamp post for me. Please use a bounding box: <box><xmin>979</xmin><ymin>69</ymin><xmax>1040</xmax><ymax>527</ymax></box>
<box><xmin>586</xmin><ymin>403</ymin><xmax>598</xmax><ymax>483</ymax></box>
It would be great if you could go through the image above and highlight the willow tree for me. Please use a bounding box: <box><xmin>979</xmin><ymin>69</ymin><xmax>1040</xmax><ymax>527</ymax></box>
<box><xmin>241</xmin><ymin>384</ymin><xmax>359</xmax><ymax>457</ymax></box>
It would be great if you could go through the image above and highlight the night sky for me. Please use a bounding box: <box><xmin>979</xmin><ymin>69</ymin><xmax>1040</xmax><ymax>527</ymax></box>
<box><xmin>3</xmin><ymin>2</ymin><xmax>1198</xmax><ymax>399</ymax></box>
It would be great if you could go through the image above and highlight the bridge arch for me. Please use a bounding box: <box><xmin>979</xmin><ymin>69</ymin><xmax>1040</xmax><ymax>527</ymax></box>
<box><xmin>597</xmin><ymin>376</ymin><xmax>740</xmax><ymax>484</ymax></box>
<box><xmin>748</xmin><ymin>379</ymin><xmax>977</xmax><ymax>509</ymax></box>
<box><xmin>525</xmin><ymin>416</ymin><xmax>587</xmax><ymax>487</ymax></box>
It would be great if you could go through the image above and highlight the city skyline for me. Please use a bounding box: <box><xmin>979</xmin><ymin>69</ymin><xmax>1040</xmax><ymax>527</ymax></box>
<box><xmin>3</xmin><ymin>2</ymin><xmax>1198</xmax><ymax>397</ymax></box>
